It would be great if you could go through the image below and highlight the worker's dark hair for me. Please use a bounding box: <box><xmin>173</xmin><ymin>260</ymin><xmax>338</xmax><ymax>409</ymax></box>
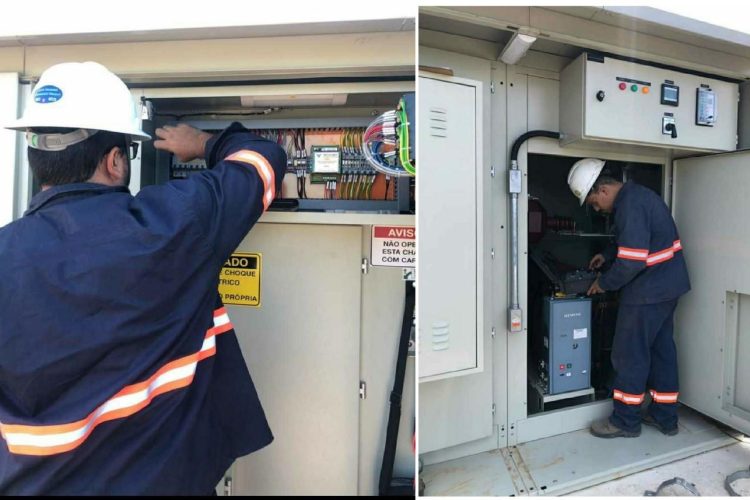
<box><xmin>590</xmin><ymin>169</ymin><xmax>621</xmax><ymax>195</ymax></box>
<box><xmin>27</xmin><ymin>128</ymin><xmax>128</xmax><ymax>186</ymax></box>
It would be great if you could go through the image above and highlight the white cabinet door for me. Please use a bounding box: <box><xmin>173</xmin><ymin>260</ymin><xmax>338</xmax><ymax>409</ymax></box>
<box><xmin>0</xmin><ymin>73</ymin><xmax>20</xmax><ymax>225</ymax></box>
<box><xmin>673</xmin><ymin>151</ymin><xmax>750</xmax><ymax>435</ymax></box>
<box><xmin>418</xmin><ymin>75</ymin><xmax>482</xmax><ymax>380</ymax></box>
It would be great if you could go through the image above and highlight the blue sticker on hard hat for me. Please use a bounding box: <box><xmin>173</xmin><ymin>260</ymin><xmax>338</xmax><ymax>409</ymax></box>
<box><xmin>34</xmin><ymin>85</ymin><xmax>63</xmax><ymax>104</ymax></box>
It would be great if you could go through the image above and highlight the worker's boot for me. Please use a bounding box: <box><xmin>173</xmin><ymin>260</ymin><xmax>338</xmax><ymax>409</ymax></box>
<box><xmin>590</xmin><ymin>418</ymin><xmax>640</xmax><ymax>438</ymax></box>
<box><xmin>642</xmin><ymin>414</ymin><xmax>678</xmax><ymax>436</ymax></box>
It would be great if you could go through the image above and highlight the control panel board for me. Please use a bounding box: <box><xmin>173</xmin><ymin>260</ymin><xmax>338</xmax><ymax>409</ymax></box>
<box><xmin>560</xmin><ymin>53</ymin><xmax>738</xmax><ymax>152</ymax></box>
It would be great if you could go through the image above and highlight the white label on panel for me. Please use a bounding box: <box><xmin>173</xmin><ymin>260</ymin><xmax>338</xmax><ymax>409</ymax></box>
<box><xmin>371</xmin><ymin>225</ymin><xmax>416</xmax><ymax>268</ymax></box>
<box><xmin>574</xmin><ymin>328</ymin><xmax>588</xmax><ymax>339</ymax></box>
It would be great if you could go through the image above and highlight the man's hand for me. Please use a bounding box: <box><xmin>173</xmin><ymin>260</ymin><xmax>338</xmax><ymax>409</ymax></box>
<box><xmin>589</xmin><ymin>253</ymin><xmax>606</xmax><ymax>270</ymax></box>
<box><xmin>154</xmin><ymin>124</ymin><xmax>213</xmax><ymax>163</ymax></box>
<box><xmin>587</xmin><ymin>277</ymin><xmax>605</xmax><ymax>296</ymax></box>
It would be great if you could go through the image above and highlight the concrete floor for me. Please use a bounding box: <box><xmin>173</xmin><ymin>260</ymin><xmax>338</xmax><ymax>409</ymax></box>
<box><xmin>569</xmin><ymin>440</ymin><xmax>750</xmax><ymax>496</ymax></box>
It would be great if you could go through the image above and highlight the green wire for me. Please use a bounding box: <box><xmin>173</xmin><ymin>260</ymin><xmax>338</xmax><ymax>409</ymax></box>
<box><xmin>397</xmin><ymin>98</ymin><xmax>416</xmax><ymax>176</ymax></box>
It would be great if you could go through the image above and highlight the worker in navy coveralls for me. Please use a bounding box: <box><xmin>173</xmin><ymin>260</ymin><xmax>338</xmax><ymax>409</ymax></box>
<box><xmin>567</xmin><ymin>158</ymin><xmax>691</xmax><ymax>438</ymax></box>
<box><xmin>0</xmin><ymin>62</ymin><xmax>286</xmax><ymax>494</ymax></box>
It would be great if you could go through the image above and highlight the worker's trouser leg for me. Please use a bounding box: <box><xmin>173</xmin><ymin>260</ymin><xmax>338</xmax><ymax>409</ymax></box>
<box><xmin>609</xmin><ymin>300</ymin><xmax>679</xmax><ymax>433</ymax></box>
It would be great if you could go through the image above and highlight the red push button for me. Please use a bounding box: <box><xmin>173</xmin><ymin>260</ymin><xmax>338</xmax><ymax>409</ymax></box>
<box><xmin>619</xmin><ymin>82</ymin><xmax>627</xmax><ymax>90</ymax></box>
<box><xmin>559</xmin><ymin>364</ymin><xmax>565</xmax><ymax>370</ymax></box>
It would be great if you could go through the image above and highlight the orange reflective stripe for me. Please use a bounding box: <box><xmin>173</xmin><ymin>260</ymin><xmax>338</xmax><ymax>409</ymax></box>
<box><xmin>613</xmin><ymin>390</ymin><xmax>645</xmax><ymax>405</ymax></box>
<box><xmin>618</xmin><ymin>240</ymin><xmax>683</xmax><ymax>266</ymax></box>
<box><xmin>225</xmin><ymin>150</ymin><xmax>276</xmax><ymax>211</ymax></box>
<box><xmin>617</xmin><ymin>247</ymin><xmax>649</xmax><ymax>261</ymax></box>
<box><xmin>646</xmin><ymin>248</ymin><xmax>674</xmax><ymax>266</ymax></box>
<box><xmin>649</xmin><ymin>389</ymin><xmax>679</xmax><ymax>403</ymax></box>
<box><xmin>0</xmin><ymin>308</ymin><xmax>233</xmax><ymax>456</ymax></box>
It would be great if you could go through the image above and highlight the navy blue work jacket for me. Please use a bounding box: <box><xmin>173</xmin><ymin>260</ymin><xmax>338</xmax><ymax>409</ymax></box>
<box><xmin>0</xmin><ymin>123</ymin><xmax>286</xmax><ymax>494</ymax></box>
<box><xmin>600</xmin><ymin>181</ymin><xmax>691</xmax><ymax>305</ymax></box>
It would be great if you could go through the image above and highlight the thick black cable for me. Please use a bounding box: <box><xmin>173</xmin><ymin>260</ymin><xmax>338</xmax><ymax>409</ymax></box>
<box><xmin>378</xmin><ymin>281</ymin><xmax>415</xmax><ymax>496</ymax></box>
<box><xmin>510</xmin><ymin>130</ymin><xmax>560</xmax><ymax>162</ymax></box>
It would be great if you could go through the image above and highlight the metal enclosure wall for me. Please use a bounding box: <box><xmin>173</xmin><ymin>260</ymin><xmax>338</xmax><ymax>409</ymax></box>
<box><xmin>419</xmin><ymin>34</ymin><xmax>671</xmax><ymax>459</ymax></box>
<box><xmin>561</xmin><ymin>54</ymin><xmax>739</xmax><ymax>152</ymax></box>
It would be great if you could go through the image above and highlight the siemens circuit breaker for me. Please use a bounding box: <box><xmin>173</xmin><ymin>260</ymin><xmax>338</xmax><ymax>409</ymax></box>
<box><xmin>543</xmin><ymin>297</ymin><xmax>592</xmax><ymax>395</ymax></box>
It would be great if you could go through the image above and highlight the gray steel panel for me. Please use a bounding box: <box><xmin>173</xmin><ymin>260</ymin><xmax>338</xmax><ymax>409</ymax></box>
<box><xmin>228</xmin><ymin>223</ymin><xmax>362</xmax><ymax>495</ymax></box>
<box><xmin>673</xmin><ymin>151</ymin><xmax>750</xmax><ymax>436</ymax></box>
<box><xmin>545</xmin><ymin>297</ymin><xmax>592</xmax><ymax>395</ymax></box>
<box><xmin>490</xmin><ymin>64</ymin><xmax>509</xmax><ymax>450</ymax></box>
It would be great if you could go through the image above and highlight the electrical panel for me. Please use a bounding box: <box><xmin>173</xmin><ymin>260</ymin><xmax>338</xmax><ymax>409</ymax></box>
<box><xmin>560</xmin><ymin>53</ymin><xmax>739</xmax><ymax>152</ymax></box>
<box><xmin>541</xmin><ymin>297</ymin><xmax>592</xmax><ymax>395</ymax></box>
<box><xmin>157</xmin><ymin>123</ymin><xmax>411</xmax><ymax>213</ymax></box>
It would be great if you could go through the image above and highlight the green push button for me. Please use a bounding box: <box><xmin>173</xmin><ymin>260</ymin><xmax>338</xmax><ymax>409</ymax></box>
<box><xmin>630</xmin><ymin>84</ymin><xmax>638</xmax><ymax>92</ymax></box>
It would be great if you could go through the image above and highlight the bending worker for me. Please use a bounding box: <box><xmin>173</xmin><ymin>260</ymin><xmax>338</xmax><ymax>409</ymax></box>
<box><xmin>0</xmin><ymin>62</ymin><xmax>286</xmax><ymax>494</ymax></box>
<box><xmin>567</xmin><ymin>158</ymin><xmax>690</xmax><ymax>439</ymax></box>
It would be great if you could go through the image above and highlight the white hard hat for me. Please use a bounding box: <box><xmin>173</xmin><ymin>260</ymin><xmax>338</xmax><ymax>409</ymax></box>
<box><xmin>5</xmin><ymin>61</ymin><xmax>151</xmax><ymax>149</ymax></box>
<box><xmin>567</xmin><ymin>158</ymin><xmax>606</xmax><ymax>206</ymax></box>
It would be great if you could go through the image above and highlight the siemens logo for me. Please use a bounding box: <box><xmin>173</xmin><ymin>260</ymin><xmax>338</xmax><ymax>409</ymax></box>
<box><xmin>563</xmin><ymin>312</ymin><xmax>582</xmax><ymax>318</ymax></box>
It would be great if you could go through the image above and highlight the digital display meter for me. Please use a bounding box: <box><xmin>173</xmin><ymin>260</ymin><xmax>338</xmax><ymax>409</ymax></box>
<box><xmin>660</xmin><ymin>83</ymin><xmax>679</xmax><ymax>106</ymax></box>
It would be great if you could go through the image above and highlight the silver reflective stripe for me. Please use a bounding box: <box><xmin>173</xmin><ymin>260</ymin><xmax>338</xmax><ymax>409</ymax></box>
<box><xmin>26</xmin><ymin>129</ymin><xmax>99</xmax><ymax>151</ymax></box>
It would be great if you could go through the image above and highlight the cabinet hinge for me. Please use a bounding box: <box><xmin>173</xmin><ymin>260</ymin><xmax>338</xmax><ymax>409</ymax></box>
<box><xmin>361</xmin><ymin>258</ymin><xmax>369</xmax><ymax>274</ymax></box>
<box><xmin>359</xmin><ymin>381</ymin><xmax>367</xmax><ymax>399</ymax></box>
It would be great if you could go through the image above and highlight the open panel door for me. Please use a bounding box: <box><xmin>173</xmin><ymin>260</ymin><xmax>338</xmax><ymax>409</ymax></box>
<box><xmin>673</xmin><ymin>150</ymin><xmax>750</xmax><ymax>435</ymax></box>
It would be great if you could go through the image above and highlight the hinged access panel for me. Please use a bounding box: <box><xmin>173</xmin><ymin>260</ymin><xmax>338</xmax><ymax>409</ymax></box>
<box><xmin>672</xmin><ymin>150</ymin><xmax>750</xmax><ymax>435</ymax></box>
<box><xmin>418</xmin><ymin>74</ymin><xmax>484</xmax><ymax>381</ymax></box>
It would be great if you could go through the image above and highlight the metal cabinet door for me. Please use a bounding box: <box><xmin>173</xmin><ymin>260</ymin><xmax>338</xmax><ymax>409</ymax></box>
<box><xmin>673</xmin><ymin>150</ymin><xmax>750</xmax><ymax>435</ymax></box>
<box><xmin>228</xmin><ymin>223</ymin><xmax>362</xmax><ymax>495</ymax></box>
<box><xmin>0</xmin><ymin>73</ymin><xmax>20</xmax><ymax>225</ymax></box>
<box><xmin>418</xmin><ymin>75</ymin><xmax>482</xmax><ymax>380</ymax></box>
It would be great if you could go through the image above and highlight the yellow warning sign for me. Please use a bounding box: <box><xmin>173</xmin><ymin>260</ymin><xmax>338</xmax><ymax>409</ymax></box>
<box><xmin>218</xmin><ymin>252</ymin><xmax>261</xmax><ymax>307</ymax></box>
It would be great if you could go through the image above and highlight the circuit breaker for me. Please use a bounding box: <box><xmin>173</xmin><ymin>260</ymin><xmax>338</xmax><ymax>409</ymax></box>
<box><xmin>542</xmin><ymin>297</ymin><xmax>592</xmax><ymax>395</ymax></box>
<box><xmin>560</xmin><ymin>53</ymin><xmax>739</xmax><ymax>152</ymax></box>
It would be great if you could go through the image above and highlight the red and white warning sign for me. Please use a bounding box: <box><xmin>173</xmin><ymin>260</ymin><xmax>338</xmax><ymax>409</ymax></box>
<box><xmin>371</xmin><ymin>225</ymin><xmax>416</xmax><ymax>268</ymax></box>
